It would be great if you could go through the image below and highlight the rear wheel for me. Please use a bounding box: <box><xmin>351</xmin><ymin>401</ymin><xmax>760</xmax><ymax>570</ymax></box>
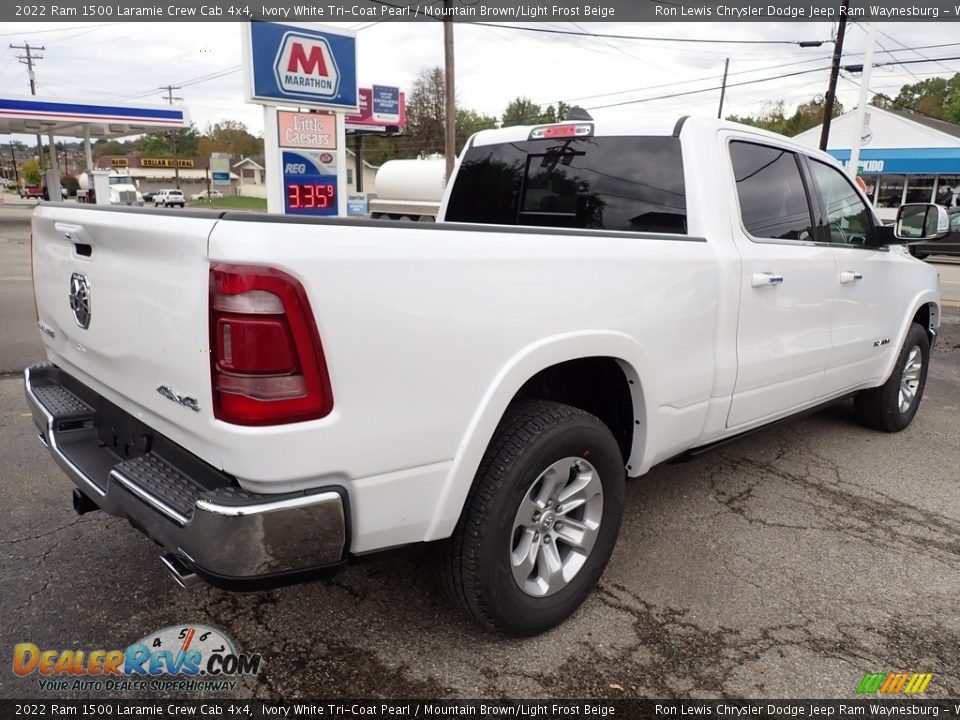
<box><xmin>854</xmin><ymin>322</ymin><xmax>930</xmax><ymax>432</ymax></box>
<box><xmin>439</xmin><ymin>400</ymin><xmax>625</xmax><ymax>635</ymax></box>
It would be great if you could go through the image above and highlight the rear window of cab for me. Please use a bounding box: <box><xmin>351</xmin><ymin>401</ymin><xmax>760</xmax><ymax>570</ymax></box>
<box><xmin>445</xmin><ymin>135</ymin><xmax>687</xmax><ymax>234</ymax></box>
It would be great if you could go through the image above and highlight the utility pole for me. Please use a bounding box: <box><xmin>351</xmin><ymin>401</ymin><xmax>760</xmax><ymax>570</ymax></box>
<box><xmin>160</xmin><ymin>84</ymin><xmax>183</xmax><ymax>188</ymax></box>
<box><xmin>819</xmin><ymin>1</ymin><xmax>849</xmax><ymax>151</ymax></box>
<box><xmin>717</xmin><ymin>58</ymin><xmax>730</xmax><ymax>119</ymax></box>
<box><xmin>443</xmin><ymin>1</ymin><xmax>456</xmax><ymax>185</ymax></box>
<box><xmin>7</xmin><ymin>144</ymin><xmax>20</xmax><ymax>189</ymax></box>
<box><xmin>10</xmin><ymin>42</ymin><xmax>46</xmax><ymax>174</ymax></box>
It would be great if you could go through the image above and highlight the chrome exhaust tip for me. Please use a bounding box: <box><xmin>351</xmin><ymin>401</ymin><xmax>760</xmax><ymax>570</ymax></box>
<box><xmin>72</xmin><ymin>488</ymin><xmax>100</xmax><ymax>516</ymax></box>
<box><xmin>160</xmin><ymin>553</ymin><xmax>202</xmax><ymax>589</ymax></box>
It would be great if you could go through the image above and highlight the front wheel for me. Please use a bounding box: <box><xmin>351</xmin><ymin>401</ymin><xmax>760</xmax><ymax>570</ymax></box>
<box><xmin>854</xmin><ymin>322</ymin><xmax>930</xmax><ymax>432</ymax></box>
<box><xmin>439</xmin><ymin>400</ymin><xmax>625</xmax><ymax>635</ymax></box>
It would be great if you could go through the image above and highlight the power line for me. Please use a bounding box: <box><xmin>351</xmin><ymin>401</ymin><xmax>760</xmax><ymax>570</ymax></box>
<box><xmin>843</xmin><ymin>55</ymin><xmax>960</xmax><ymax>72</ymax></box>
<box><xmin>552</xmin><ymin>53</ymin><xmax>833</xmax><ymax>106</ymax></box>
<box><xmin>473</xmin><ymin>22</ymin><xmax>827</xmax><ymax>46</ymax></box>
<box><xmin>583</xmin><ymin>65</ymin><xmax>833</xmax><ymax>111</ymax></box>
<box><xmin>0</xmin><ymin>23</ymin><xmax>115</xmax><ymax>39</ymax></box>
<box><xmin>869</xmin><ymin>26</ymin><xmax>957</xmax><ymax>76</ymax></box>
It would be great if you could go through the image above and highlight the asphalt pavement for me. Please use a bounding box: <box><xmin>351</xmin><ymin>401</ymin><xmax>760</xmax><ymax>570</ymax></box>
<box><xmin>1</xmin><ymin>200</ymin><xmax>959</xmax><ymax>700</ymax></box>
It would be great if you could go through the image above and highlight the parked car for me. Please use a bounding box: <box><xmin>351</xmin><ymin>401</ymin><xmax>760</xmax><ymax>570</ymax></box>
<box><xmin>25</xmin><ymin>115</ymin><xmax>943</xmax><ymax>635</ymax></box>
<box><xmin>153</xmin><ymin>189</ymin><xmax>185</xmax><ymax>208</ymax></box>
<box><xmin>909</xmin><ymin>207</ymin><xmax>960</xmax><ymax>259</ymax></box>
<box><xmin>190</xmin><ymin>189</ymin><xmax>224</xmax><ymax>201</ymax></box>
<box><xmin>19</xmin><ymin>186</ymin><xmax>43</xmax><ymax>199</ymax></box>
<box><xmin>142</xmin><ymin>192</ymin><xmax>155</xmax><ymax>203</ymax></box>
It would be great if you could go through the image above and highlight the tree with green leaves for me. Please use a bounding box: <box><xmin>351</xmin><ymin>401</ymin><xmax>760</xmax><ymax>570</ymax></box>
<box><xmin>93</xmin><ymin>139</ymin><xmax>130</xmax><ymax>159</ymax></box>
<box><xmin>21</xmin><ymin>157</ymin><xmax>41</xmax><ymax>186</ymax></box>
<box><xmin>871</xmin><ymin>74</ymin><xmax>960</xmax><ymax>123</ymax></box>
<box><xmin>456</xmin><ymin>108</ymin><xmax>497</xmax><ymax>150</ymax></box>
<box><xmin>501</xmin><ymin>97</ymin><xmax>543</xmax><ymax>127</ymax></box>
<box><xmin>198</xmin><ymin>120</ymin><xmax>263</xmax><ymax>158</ymax></box>
<box><xmin>726</xmin><ymin>97</ymin><xmax>843</xmax><ymax>137</ymax></box>
<box><xmin>137</xmin><ymin>124</ymin><xmax>200</xmax><ymax>157</ymax></box>
<box><xmin>406</xmin><ymin>66</ymin><xmax>447</xmax><ymax>156</ymax></box>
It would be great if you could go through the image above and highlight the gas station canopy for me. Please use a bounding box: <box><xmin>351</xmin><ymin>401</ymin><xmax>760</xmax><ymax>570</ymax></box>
<box><xmin>0</xmin><ymin>95</ymin><xmax>188</xmax><ymax>138</ymax></box>
<box><xmin>1</xmin><ymin>94</ymin><xmax>189</xmax><ymax>201</ymax></box>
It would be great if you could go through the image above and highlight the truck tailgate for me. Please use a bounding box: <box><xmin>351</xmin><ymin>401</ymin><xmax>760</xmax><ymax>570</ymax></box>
<box><xmin>31</xmin><ymin>206</ymin><xmax>223</xmax><ymax>467</ymax></box>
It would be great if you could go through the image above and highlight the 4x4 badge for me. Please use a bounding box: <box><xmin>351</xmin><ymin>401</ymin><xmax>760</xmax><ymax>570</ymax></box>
<box><xmin>69</xmin><ymin>273</ymin><xmax>91</xmax><ymax>329</ymax></box>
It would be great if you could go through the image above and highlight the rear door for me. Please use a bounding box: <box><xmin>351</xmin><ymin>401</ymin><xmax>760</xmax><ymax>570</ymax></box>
<box><xmin>725</xmin><ymin>138</ymin><xmax>834</xmax><ymax>428</ymax></box>
<box><xmin>31</xmin><ymin>206</ymin><xmax>221</xmax><ymax>465</ymax></box>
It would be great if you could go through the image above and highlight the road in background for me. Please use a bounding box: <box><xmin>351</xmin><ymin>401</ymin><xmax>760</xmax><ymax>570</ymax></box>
<box><xmin>0</xmin><ymin>203</ymin><xmax>43</xmax><ymax>376</ymax></box>
<box><xmin>1</xmin><ymin>199</ymin><xmax>959</xmax><ymax>699</ymax></box>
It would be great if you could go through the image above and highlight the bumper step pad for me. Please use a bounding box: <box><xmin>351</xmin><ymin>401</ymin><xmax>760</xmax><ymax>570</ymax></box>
<box><xmin>113</xmin><ymin>455</ymin><xmax>206</xmax><ymax>523</ymax></box>
<box><xmin>31</xmin><ymin>384</ymin><xmax>93</xmax><ymax>418</ymax></box>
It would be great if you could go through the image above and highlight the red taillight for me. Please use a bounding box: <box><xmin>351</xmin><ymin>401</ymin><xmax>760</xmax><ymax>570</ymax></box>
<box><xmin>209</xmin><ymin>264</ymin><xmax>333</xmax><ymax>425</ymax></box>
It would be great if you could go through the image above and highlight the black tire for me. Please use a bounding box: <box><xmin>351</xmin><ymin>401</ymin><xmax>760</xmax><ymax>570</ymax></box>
<box><xmin>439</xmin><ymin>399</ymin><xmax>625</xmax><ymax>635</ymax></box>
<box><xmin>909</xmin><ymin>245</ymin><xmax>929</xmax><ymax>260</ymax></box>
<box><xmin>854</xmin><ymin>322</ymin><xmax>930</xmax><ymax>432</ymax></box>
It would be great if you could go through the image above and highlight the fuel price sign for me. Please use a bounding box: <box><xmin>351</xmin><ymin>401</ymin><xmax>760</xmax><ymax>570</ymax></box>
<box><xmin>282</xmin><ymin>150</ymin><xmax>338</xmax><ymax>216</ymax></box>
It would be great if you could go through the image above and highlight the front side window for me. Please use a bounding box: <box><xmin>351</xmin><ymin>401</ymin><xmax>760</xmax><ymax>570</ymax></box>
<box><xmin>729</xmin><ymin>141</ymin><xmax>814</xmax><ymax>241</ymax></box>
<box><xmin>445</xmin><ymin>135</ymin><xmax>687</xmax><ymax>233</ymax></box>
<box><xmin>808</xmin><ymin>160</ymin><xmax>873</xmax><ymax>246</ymax></box>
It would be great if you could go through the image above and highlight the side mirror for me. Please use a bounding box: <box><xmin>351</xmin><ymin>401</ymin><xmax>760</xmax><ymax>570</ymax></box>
<box><xmin>894</xmin><ymin>203</ymin><xmax>950</xmax><ymax>242</ymax></box>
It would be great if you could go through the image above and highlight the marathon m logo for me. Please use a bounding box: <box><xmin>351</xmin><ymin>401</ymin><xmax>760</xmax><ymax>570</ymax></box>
<box><xmin>287</xmin><ymin>43</ymin><xmax>328</xmax><ymax>76</ymax></box>
<box><xmin>274</xmin><ymin>32</ymin><xmax>340</xmax><ymax>101</ymax></box>
<box><xmin>856</xmin><ymin>672</ymin><xmax>933</xmax><ymax>694</ymax></box>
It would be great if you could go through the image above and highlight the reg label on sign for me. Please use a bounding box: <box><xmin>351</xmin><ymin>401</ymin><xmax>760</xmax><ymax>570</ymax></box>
<box><xmin>282</xmin><ymin>150</ymin><xmax>338</xmax><ymax>216</ymax></box>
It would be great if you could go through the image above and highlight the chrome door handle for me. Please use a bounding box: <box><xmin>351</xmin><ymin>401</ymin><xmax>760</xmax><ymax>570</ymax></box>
<box><xmin>751</xmin><ymin>273</ymin><xmax>784</xmax><ymax>288</ymax></box>
<box><xmin>840</xmin><ymin>271</ymin><xmax>863</xmax><ymax>284</ymax></box>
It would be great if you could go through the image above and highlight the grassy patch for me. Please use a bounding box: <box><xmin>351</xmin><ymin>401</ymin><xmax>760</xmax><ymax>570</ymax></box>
<box><xmin>190</xmin><ymin>196</ymin><xmax>267</xmax><ymax>211</ymax></box>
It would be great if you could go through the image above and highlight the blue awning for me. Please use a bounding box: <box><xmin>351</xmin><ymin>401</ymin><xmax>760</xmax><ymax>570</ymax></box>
<box><xmin>828</xmin><ymin>147</ymin><xmax>960</xmax><ymax>174</ymax></box>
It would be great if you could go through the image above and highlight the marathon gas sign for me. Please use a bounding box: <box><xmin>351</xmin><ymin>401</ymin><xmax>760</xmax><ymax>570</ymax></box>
<box><xmin>243</xmin><ymin>21</ymin><xmax>358</xmax><ymax>110</ymax></box>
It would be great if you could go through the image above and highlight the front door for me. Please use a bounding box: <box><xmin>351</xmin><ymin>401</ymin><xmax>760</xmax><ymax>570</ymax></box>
<box><xmin>805</xmin><ymin>158</ymin><xmax>904</xmax><ymax>396</ymax></box>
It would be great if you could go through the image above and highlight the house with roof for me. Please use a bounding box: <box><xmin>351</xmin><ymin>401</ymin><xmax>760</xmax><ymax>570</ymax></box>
<box><xmin>793</xmin><ymin>106</ymin><xmax>960</xmax><ymax>220</ymax></box>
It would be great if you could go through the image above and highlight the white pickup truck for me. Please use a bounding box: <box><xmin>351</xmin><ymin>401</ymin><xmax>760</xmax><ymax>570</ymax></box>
<box><xmin>26</xmin><ymin>116</ymin><xmax>948</xmax><ymax>635</ymax></box>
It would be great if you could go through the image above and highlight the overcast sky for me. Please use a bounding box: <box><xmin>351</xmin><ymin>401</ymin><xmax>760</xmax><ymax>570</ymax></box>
<box><xmin>0</xmin><ymin>20</ymin><xmax>957</xmax><ymax>145</ymax></box>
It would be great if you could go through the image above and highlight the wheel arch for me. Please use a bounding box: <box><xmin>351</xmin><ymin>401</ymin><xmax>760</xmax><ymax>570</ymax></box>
<box><xmin>880</xmin><ymin>293</ymin><xmax>939</xmax><ymax>385</ymax></box>
<box><xmin>424</xmin><ymin>331</ymin><xmax>654</xmax><ymax>542</ymax></box>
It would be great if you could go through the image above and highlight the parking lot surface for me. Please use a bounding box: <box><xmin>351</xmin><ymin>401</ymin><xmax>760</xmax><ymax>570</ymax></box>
<box><xmin>1</xmin><ymin>205</ymin><xmax>959</xmax><ymax>699</ymax></box>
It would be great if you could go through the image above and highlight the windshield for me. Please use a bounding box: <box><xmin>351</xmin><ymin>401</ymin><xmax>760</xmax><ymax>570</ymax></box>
<box><xmin>109</xmin><ymin>176</ymin><xmax>133</xmax><ymax>185</ymax></box>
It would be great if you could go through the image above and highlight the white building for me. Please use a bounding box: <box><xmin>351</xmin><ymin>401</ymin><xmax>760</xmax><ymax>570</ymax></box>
<box><xmin>794</xmin><ymin>106</ymin><xmax>960</xmax><ymax>221</ymax></box>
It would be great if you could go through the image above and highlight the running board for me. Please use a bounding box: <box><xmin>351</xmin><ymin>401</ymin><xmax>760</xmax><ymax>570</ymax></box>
<box><xmin>667</xmin><ymin>393</ymin><xmax>856</xmax><ymax>464</ymax></box>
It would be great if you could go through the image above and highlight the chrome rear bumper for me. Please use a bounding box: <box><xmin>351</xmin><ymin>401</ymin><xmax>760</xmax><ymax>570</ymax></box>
<box><xmin>24</xmin><ymin>363</ymin><xmax>348</xmax><ymax>583</ymax></box>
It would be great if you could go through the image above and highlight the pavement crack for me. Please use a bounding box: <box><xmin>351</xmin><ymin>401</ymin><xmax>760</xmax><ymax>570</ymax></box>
<box><xmin>1</xmin><ymin>515</ymin><xmax>89</xmax><ymax>545</ymax></box>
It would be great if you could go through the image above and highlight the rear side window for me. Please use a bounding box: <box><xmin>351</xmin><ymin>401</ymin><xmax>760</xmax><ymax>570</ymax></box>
<box><xmin>446</xmin><ymin>136</ymin><xmax>687</xmax><ymax>234</ymax></box>
<box><xmin>730</xmin><ymin>141</ymin><xmax>814</xmax><ymax>242</ymax></box>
